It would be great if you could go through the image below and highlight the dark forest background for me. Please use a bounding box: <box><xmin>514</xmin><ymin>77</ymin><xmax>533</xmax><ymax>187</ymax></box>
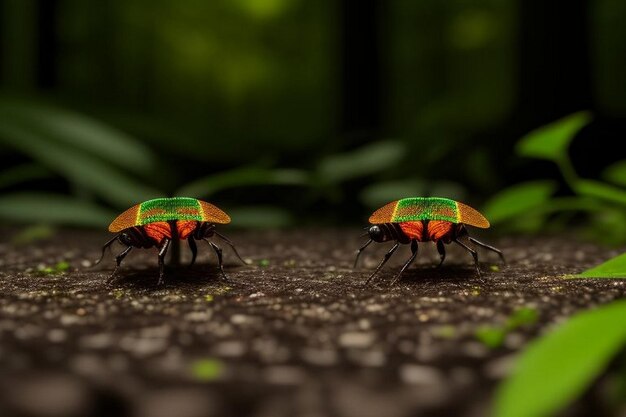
<box><xmin>1</xmin><ymin>0</ymin><xmax>625</xmax><ymax>241</ymax></box>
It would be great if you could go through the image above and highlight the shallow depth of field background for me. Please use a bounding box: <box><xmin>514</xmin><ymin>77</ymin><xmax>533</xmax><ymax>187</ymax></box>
<box><xmin>1</xmin><ymin>0</ymin><xmax>626</xmax><ymax>241</ymax></box>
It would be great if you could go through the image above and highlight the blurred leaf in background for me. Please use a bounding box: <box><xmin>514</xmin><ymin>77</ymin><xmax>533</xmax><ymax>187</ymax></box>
<box><xmin>0</xmin><ymin>98</ymin><xmax>166</xmax><ymax>228</ymax></box>
<box><xmin>176</xmin><ymin>167</ymin><xmax>310</xmax><ymax>199</ymax></box>
<box><xmin>316</xmin><ymin>141</ymin><xmax>406</xmax><ymax>184</ymax></box>
<box><xmin>0</xmin><ymin>193</ymin><xmax>114</xmax><ymax>227</ymax></box>
<box><xmin>483</xmin><ymin>111</ymin><xmax>626</xmax><ymax>244</ymax></box>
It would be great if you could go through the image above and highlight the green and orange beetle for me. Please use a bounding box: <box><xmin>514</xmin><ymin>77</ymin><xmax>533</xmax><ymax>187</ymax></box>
<box><xmin>95</xmin><ymin>197</ymin><xmax>245</xmax><ymax>284</ymax></box>
<box><xmin>355</xmin><ymin>197</ymin><xmax>504</xmax><ymax>285</ymax></box>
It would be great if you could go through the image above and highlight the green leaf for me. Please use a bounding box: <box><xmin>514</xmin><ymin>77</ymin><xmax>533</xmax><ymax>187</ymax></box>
<box><xmin>227</xmin><ymin>206</ymin><xmax>294</xmax><ymax>229</ymax></box>
<box><xmin>317</xmin><ymin>141</ymin><xmax>406</xmax><ymax>183</ymax></box>
<box><xmin>494</xmin><ymin>300</ymin><xmax>626</xmax><ymax>417</ymax></box>
<box><xmin>572</xmin><ymin>252</ymin><xmax>626</xmax><ymax>279</ymax></box>
<box><xmin>603</xmin><ymin>160</ymin><xmax>626</xmax><ymax>187</ymax></box>
<box><xmin>475</xmin><ymin>326</ymin><xmax>506</xmax><ymax>348</ymax></box>
<box><xmin>190</xmin><ymin>358</ymin><xmax>223</xmax><ymax>381</ymax></box>
<box><xmin>0</xmin><ymin>163</ymin><xmax>51</xmax><ymax>189</ymax></box>
<box><xmin>516</xmin><ymin>111</ymin><xmax>591</xmax><ymax>161</ymax></box>
<box><xmin>575</xmin><ymin>179</ymin><xmax>626</xmax><ymax>206</ymax></box>
<box><xmin>0</xmin><ymin>98</ymin><xmax>156</xmax><ymax>174</ymax></box>
<box><xmin>0</xmin><ymin>122</ymin><xmax>161</xmax><ymax>207</ymax></box>
<box><xmin>176</xmin><ymin>167</ymin><xmax>309</xmax><ymax>199</ymax></box>
<box><xmin>482</xmin><ymin>181</ymin><xmax>556</xmax><ymax>224</ymax></box>
<box><xmin>505</xmin><ymin>307</ymin><xmax>539</xmax><ymax>330</ymax></box>
<box><xmin>0</xmin><ymin>193</ymin><xmax>114</xmax><ymax>227</ymax></box>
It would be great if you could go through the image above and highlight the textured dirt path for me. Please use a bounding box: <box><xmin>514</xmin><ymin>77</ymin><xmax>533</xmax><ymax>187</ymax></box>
<box><xmin>0</xmin><ymin>229</ymin><xmax>624</xmax><ymax>417</ymax></box>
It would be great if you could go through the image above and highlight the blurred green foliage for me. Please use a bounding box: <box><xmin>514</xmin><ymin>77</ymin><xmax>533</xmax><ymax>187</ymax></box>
<box><xmin>3</xmin><ymin>101</ymin><xmax>626</xmax><ymax>240</ymax></box>
<box><xmin>574</xmin><ymin>252</ymin><xmax>626</xmax><ymax>279</ymax></box>
<box><xmin>1</xmin><ymin>1</ymin><xmax>626</xmax><ymax>238</ymax></box>
<box><xmin>483</xmin><ymin>112</ymin><xmax>626</xmax><ymax>244</ymax></box>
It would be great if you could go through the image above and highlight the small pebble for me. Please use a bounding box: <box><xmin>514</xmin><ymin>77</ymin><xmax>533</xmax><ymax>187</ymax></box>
<box><xmin>185</xmin><ymin>311</ymin><xmax>212</xmax><ymax>322</ymax></box>
<box><xmin>399</xmin><ymin>364</ymin><xmax>445</xmax><ymax>386</ymax></box>
<box><xmin>48</xmin><ymin>329</ymin><xmax>67</xmax><ymax>343</ymax></box>
<box><xmin>213</xmin><ymin>341</ymin><xmax>246</xmax><ymax>358</ymax></box>
<box><xmin>463</xmin><ymin>341</ymin><xmax>489</xmax><ymax>358</ymax></box>
<box><xmin>483</xmin><ymin>354</ymin><xmax>518</xmax><ymax>379</ymax></box>
<box><xmin>230</xmin><ymin>314</ymin><xmax>251</xmax><ymax>325</ymax></box>
<box><xmin>300</xmin><ymin>348</ymin><xmax>338</xmax><ymax>366</ymax></box>
<box><xmin>339</xmin><ymin>332</ymin><xmax>375</xmax><ymax>348</ymax></box>
<box><xmin>263</xmin><ymin>366</ymin><xmax>306</xmax><ymax>385</ymax></box>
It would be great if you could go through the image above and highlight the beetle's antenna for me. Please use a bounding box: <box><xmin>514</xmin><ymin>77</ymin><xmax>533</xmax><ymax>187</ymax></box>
<box><xmin>211</xmin><ymin>232</ymin><xmax>248</xmax><ymax>265</ymax></box>
<box><xmin>353</xmin><ymin>239</ymin><xmax>373</xmax><ymax>268</ymax></box>
<box><xmin>92</xmin><ymin>235</ymin><xmax>118</xmax><ymax>267</ymax></box>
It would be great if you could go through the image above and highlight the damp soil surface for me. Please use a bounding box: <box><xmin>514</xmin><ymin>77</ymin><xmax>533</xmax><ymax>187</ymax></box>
<box><xmin>0</xmin><ymin>228</ymin><xmax>625</xmax><ymax>417</ymax></box>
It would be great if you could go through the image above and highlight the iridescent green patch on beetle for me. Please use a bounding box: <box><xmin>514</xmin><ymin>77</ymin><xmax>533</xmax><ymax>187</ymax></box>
<box><xmin>392</xmin><ymin>197</ymin><xmax>459</xmax><ymax>223</ymax></box>
<box><xmin>138</xmin><ymin>197</ymin><xmax>203</xmax><ymax>225</ymax></box>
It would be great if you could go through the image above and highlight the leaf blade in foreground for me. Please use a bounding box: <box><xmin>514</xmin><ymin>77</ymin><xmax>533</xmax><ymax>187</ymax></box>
<box><xmin>493</xmin><ymin>299</ymin><xmax>626</xmax><ymax>417</ymax></box>
<box><xmin>570</xmin><ymin>252</ymin><xmax>626</xmax><ymax>279</ymax></box>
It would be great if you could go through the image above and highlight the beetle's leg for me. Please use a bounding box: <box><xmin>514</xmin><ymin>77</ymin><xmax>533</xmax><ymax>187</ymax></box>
<box><xmin>213</xmin><ymin>231</ymin><xmax>247</xmax><ymax>265</ymax></box>
<box><xmin>365</xmin><ymin>242</ymin><xmax>400</xmax><ymax>285</ymax></box>
<box><xmin>453</xmin><ymin>239</ymin><xmax>481</xmax><ymax>276</ymax></box>
<box><xmin>94</xmin><ymin>235</ymin><xmax>118</xmax><ymax>266</ymax></box>
<box><xmin>354</xmin><ymin>239</ymin><xmax>373</xmax><ymax>268</ymax></box>
<box><xmin>436</xmin><ymin>240</ymin><xmax>446</xmax><ymax>268</ymax></box>
<box><xmin>107</xmin><ymin>246</ymin><xmax>133</xmax><ymax>284</ymax></box>
<box><xmin>204</xmin><ymin>240</ymin><xmax>228</xmax><ymax>281</ymax></box>
<box><xmin>390</xmin><ymin>240</ymin><xmax>418</xmax><ymax>285</ymax></box>
<box><xmin>188</xmin><ymin>238</ymin><xmax>198</xmax><ymax>267</ymax></box>
<box><xmin>468</xmin><ymin>237</ymin><xmax>506</xmax><ymax>264</ymax></box>
<box><xmin>157</xmin><ymin>239</ymin><xmax>171</xmax><ymax>285</ymax></box>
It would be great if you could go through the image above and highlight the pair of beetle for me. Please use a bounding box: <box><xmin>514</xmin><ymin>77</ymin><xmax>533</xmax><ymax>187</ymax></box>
<box><xmin>96</xmin><ymin>197</ymin><xmax>504</xmax><ymax>285</ymax></box>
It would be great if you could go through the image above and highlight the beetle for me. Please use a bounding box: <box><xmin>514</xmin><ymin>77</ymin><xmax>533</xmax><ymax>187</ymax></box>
<box><xmin>354</xmin><ymin>197</ymin><xmax>504</xmax><ymax>285</ymax></box>
<box><xmin>95</xmin><ymin>197</ymin><xmax>245</xmax><ymax>284</ymax></box>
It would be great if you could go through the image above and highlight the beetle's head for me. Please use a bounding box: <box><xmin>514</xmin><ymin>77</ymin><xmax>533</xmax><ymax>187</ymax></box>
<box><xmin>118</xmin><ymin>232</ymin><xmax>133</xmax><ymax>246</ymax></box>
<box><xmin>368</xmin><ymin>225</ymin><xmax>388</xmax><ymax>242</ymax></box>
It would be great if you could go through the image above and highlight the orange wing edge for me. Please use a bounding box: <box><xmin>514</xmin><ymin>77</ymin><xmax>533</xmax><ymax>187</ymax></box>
<box><xmin>108</xmin><ymin>204</ymin><xmax>141</xmax><ymax>232</ymax></box>
<box><xmin>198</xmin><ymin>201</ymin><xmax>231</xmax><ymax>224</ymax></box>
<box><xmin>368</xmin><ymin>200</ymin><xmax>398</xmax><ymax>224</ymax></box>
<box><xmin>457</xmin><ymin>202</ymin><xmax>490</xmax><ymax>228</ymax></box>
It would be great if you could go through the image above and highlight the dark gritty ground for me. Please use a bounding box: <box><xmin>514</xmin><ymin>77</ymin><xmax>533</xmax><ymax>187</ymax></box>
<box><xmin>0</xmin><ymin>229</ymin><xmax>625</xmax><ymax>417</ymax></box>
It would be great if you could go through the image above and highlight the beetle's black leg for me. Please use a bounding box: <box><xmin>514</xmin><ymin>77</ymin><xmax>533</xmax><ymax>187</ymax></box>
<box><xmin>94</xmin><ymin>235</ymin><xmax>118</xmax><ymax>266</ymax></box>
<box><xmin>107</xmin><ymin>246</ymin><xmax>132</xmax><ymax>284</ymax></box>
<box><xmin>157</xmin><ymin>239</ymin><xmax>171</xmax><ymax>286</ymax></box>
<box><xmin>205</xmin><ymin>240</ymin><xmax>228</xmax><ymax>281</ymax></box>
<box><xmin>365</xmin><ymin>242</ymin><xmax>400</xmax><ymax>286</ymax></box>
<box><xmin>213</xmin><ymin>231</ymin><xmax>247</xmax><ymax>265</ymax></box>
<box><xmin>188</xmin><ymin>238</ymin><xmax>198</xmax><ymax>267</ymax></box>
<box><xmin>436</xmin><ymin>240</ymin><xmax>446</xmax><ymax>268</ymax></box>
<box><xmin>354</xmin><ymin>239</ymin><xmax>373</xmax><ymax>268</ymax></box>
<box><xmin>454</xmin><ymin>239</ymin><xmax>481</xmax><ymax>276</ymax></box>
<box><xmin>390</xmin><ymin>240</ymin><xmax>418</xmax><ymax>286</ymax></box>
<box><xmin>468</xmin><ymin>237</ymin><xmax>506</xmax><ymax>264</ymax></box>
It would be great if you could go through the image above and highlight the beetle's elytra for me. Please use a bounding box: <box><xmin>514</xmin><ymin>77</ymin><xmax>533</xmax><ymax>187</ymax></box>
<box><xmin>355</xmin><ymin>197</ymin><xmax>505</xmax><ymax>285</ymax></box>
<box><xmin>96</xmin><ymin>197</ymin><xmax>245</xmax><ymax>285</ymax></box>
